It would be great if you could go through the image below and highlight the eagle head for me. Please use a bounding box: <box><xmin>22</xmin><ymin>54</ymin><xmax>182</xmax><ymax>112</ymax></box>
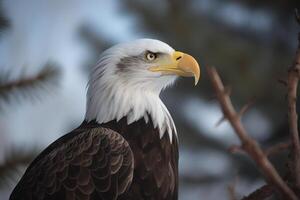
<box><xmin>85</xmin><ymin>39</ymin><xmax>200</xmax><ymax>142</ymax></box>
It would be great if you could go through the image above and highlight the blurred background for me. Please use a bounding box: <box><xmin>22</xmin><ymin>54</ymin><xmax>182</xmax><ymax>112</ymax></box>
<box><xmin>0</xmin><ymin>0</ymin><xmax>299</xmax><ymax>199</ymax></box>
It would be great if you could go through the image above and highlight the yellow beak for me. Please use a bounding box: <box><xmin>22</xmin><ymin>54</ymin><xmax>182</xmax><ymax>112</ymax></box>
<box><xmin>148</xmin><ymin>51</ymin><xmax>200</xmax><ymax>85</ymax></box>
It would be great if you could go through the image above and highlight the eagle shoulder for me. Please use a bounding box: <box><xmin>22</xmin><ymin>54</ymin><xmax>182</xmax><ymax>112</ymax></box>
<box><xmin>10</xmin><ymin>127</ymin><xmax>134</xmax><ymax>200</ymax></box>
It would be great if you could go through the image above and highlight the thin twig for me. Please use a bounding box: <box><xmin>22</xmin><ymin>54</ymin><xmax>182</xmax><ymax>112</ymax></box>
<box><xmin>228</xmin><ymin>145</ymin><xmax>244</xmax><ymax>154</ymax></box>
<box><xmin>286</xmin><ymin>10</ymin><xmax>300</xmax><ymax>189</ymax></box>
<box><xmin>264</xmin><ymin>141</ymin><xmax>291</xmax><ymax>157</ymax></box>
<box><xmin>238</xmin><ymin>98</ymin><xmax>255</xmax><ymax>118</ymax></box>
<box><xmin>215</xmin><ymin>115</ymin><xmax>226</xmax><ymax>127</ymax></box>
<box><xmin>228</xmin><ymin>176</ymin><xmax>238</xmax><ymax>200</ymax></box>
<box><xmin>278</xmin><ymin>78</ymin><xmax>288</xmax><ymax>87</ymax></box>
<box><xmin>207</xmin><ymin>66</ymin><xmax>298</xmax><ymax>200</ymax></box>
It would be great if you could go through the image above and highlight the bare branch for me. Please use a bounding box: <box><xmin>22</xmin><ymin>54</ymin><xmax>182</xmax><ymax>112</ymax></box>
<box><xmin>264</xmin><ymin>141</ymin><xmax>291</xmax><ymax>157</ymax></box>
<box><xmin>224</xmin><ymin>86</ymin><xmax>232</xmax><ymax>96</ymax></box>
<box><xmin>228</xmin><ymin>145</ymin><xmax>244</xmax><ymax>154</ymax></box>
<box><xmin>278</xmin><ymin>78</ymin><xmax>288</xmax><ymax>87</ymax></box>
<box><xmin>228</xmin><ymin>176</ymin><xmax>239</xmax><ymax>200</ymax></box>
<box><xmin>207</xmin><ymin>66</ymin><xmax>298</xmax><ymax>200</ymax></box>
<box><xmin>286</xmin><ymin>10</ymin><xmax>300</xmax><ymax>188</ymax></box>
<box><xmin>238</xmin><ymin>98</ymin><xmax>255</xmax><ymax>119</ymax></box>
<box><xmin>215</xmin><ymin>115</ymin><xmax>226</xmax><ymax>127</ymax></box>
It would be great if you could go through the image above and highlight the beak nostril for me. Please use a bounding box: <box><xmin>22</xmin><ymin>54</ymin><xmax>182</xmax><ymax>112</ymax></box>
<box><xmin>176</xmin><ymin>56</ymin><xmax>182</xmax><ymax>61</ymax></box>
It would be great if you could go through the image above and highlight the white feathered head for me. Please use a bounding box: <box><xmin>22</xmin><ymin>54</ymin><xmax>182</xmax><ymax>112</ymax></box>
<box><xmin>85</xmin><ymin>39</ymin><xmax>200</xmax><ymax>142</ymax></box>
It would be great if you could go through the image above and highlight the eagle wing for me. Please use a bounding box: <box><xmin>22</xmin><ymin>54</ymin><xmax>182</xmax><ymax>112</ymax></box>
<box><xmin>10</xmin><ymin>127</ymin><xmax>134</xmax><ymax>200</ymax></box>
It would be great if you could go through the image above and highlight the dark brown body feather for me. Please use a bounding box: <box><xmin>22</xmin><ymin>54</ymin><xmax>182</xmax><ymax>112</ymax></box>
<box><xmin>10</xmin><ymin>116</ymin><xmax>178</xmax><ymax>200</ymax></box>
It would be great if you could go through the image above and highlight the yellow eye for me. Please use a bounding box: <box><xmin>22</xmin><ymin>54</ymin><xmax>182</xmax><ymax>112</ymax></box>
<box><xmin>146</xmin><ymin>52</ymin><xmax>157</xmax><ymax>61</ymax></box>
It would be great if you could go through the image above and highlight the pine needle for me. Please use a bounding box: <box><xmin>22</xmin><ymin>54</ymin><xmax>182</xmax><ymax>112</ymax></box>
<box><xmin>0</xmin><ymin>63</ymin><xmax>61</xmax><ymax>107</ymax></box>
<box><xmin>0</xmin><ymin>148</ymin><xmax>38</xmax><ymax>187</ymax></box>
<box><xmin>0</xmin><ymin>0</ymin><xmax>9</xmax><ymax>31</ymax></box>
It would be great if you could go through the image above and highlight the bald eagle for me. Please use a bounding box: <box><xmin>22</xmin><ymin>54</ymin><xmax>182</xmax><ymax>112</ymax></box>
<box><xmin>10</xmin><ymin>39</ymin><xmax>200</xmax><ymax>200</ymax></box>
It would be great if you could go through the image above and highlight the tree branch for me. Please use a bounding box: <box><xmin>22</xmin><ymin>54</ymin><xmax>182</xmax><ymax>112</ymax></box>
<box><xmin>286</xmin><ymin>9</ymin><xmax>300</xmax><ymax>188</ymax></box>
<box><xmin>228</xmin><ymin>176</ymin><xmax>238</xmax><ymax>200</ymax></box>
<box><xmin>0</xmin><ymin>63</ymin><xmax>60</xmax><ymax>105</ymax></box>
<box><xmin>264</xmin><ymin>141</ymin><xmax>291</xmax><ymax>157</ymax></box>
<box><xmin>0</xmin><ymin>148</ymin><xmax>37</xmax><ymax>186</ymax></box>
<box><xmin>207</xmin><ymin>66</ymin><xmax>298</xmax><ymax>200</ymax></box>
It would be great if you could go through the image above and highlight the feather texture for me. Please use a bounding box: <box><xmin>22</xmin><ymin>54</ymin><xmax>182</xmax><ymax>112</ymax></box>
<box><xmin>10</xmin><ymin>116</ymin><xmax>178</xmax><ymax>200</ymax></box>
<box><xmin>10</xmin><ymin>126</ymin><xmax>134</xmax><ymax>200</ymax></box>
<box><xmin>100</xmin><ymin>116</ymin><xmax>178</xmax><ymax>200</ymax></box>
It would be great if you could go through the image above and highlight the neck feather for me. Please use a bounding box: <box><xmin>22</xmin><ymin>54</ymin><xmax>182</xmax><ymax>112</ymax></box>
<box><xmin>85</xmin><ymin>84</ymin><xmax>177</xmax><ymax>143</ymax></box>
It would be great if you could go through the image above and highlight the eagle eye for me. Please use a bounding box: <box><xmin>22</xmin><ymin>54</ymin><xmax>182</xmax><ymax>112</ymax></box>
<box><xmin>145</xmin><ymin>51</ymin><xmax>157</xmax><ymax>61</ymax></box>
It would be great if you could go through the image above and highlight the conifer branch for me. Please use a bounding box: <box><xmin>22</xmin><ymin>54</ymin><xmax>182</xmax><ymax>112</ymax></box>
<box><xmin>0</xmin><ymin>63</ymin><xmax>60</xmax><ymax>106</ymax></box>
<box><xmin>0</xmin><ymin>148</ymin><xmax>37</xmax><ymax>186</ymax></box>
<box><xmin>0</xmin><ymin>0</ymin><xmax>9</xmax><ymax>31</ymax></box>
